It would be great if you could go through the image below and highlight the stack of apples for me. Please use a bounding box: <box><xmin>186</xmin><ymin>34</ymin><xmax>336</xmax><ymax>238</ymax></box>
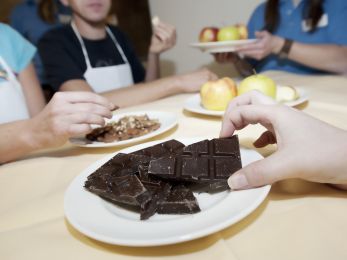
<box><xmin>199</xmin><ymin>24</ymin><xmax>248</xmax><ymax>42</ymax></box>
<box><xmin>200</xmin><ymin>75</ymin><xmax>278</xmax><ymax>111</ymax></box>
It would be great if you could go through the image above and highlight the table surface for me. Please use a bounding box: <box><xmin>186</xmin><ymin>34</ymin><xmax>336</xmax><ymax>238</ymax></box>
<box><xmin>1</xmin><ymin>71</ymin><xmax>347</xmax><ymax>260</ymax></box>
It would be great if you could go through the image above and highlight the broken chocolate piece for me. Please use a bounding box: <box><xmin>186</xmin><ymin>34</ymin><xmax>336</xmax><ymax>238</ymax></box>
<box><xmin>147</xmin><ymin>136</ymin><xmax>242</xmax><ymax>188</ymax></box>
<box><xmin>140</xmin><ymin>179</ymin><xmax>172</xmax><ymax>220</ymax></box>
<box><xmin>84</xmin><ymin>136</ymin><xmax>242</xmax><ymax>220</ymax></box>
<box><xmin>157</xmin><ymin>185</ymin><xmax>200</xmax><ymax>214</ymax></box>
<box><xmin>131</xmin><ymin>139</ymin><xmax>184</xmax><ymax>159</ymax></box>
<box><xmin>86</xmin><ymin>153</ymin><xmax>150</xmax><ymax>182</ymax></box>
<box><xmin>86</xmin><ymin>174</ymin><xmax>151</xmax><ymax>207</ymax></box>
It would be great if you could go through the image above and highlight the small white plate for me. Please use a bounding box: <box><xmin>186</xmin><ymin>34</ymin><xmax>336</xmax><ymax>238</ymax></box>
<box><xmin>190</xmin><ymin>39</ymin><xmax>258</xmax><ymax>53</ymax></box>
<box><xmin>64</xmin><ymin>138</ymin><xmax>271</xmax><ymax>247</ymax></box>
<box><xmin>184</xmin><ymin>87</ymin><xmax>309</xmax><ymax>117</ymax></box>
<box><xmin>69</xmin><ymin>111</ymin><xmax>178</xmax><ymax>148</ymax></box>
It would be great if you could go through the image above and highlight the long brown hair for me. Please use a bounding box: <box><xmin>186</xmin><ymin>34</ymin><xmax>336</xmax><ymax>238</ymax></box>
<box><xmin>38</xmin><ymin>0</ymin><xmax>57</xmax><ymax>24</ymax></box>
<box><xmin>264</xmin><ymin>0</ymin><xmax>324</xmax><ymax>33</ymax></box>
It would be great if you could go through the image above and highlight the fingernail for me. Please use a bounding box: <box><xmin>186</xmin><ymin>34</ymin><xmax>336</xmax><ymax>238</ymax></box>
<box><xmin>228</xmin><ymin>174</ymin><xmax>249</xmax><ymax>190</ymax></box>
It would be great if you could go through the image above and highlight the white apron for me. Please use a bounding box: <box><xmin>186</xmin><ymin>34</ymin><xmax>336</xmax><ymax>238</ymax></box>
<box><xmin>71</xmin><ymin>23</ymin><xmax>134</xmax><ymax>93</ymax></box>
<box><xmin>0</xmin><ymin>56</ymin><xmax>30</xmax><ymax>124</ymax></box>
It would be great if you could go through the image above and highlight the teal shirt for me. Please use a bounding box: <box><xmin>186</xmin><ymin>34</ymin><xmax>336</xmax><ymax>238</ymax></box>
<box><xmin>0</xmin><ymin>23</ymin><xmax>36</xmax><ymax>82</ymax></box>
<box><xmin>247</xmin><ymin>0</ymin><xmax>347</xmax><ymax>74</ymax></box>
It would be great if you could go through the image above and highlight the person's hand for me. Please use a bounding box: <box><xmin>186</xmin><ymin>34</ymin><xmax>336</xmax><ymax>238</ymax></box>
<box><xmin>177</xmin><ymin>68</ymin><xmax>218</xmax><ymax>93</ymax></box>
<box><xmin>28</xmin><ymin>92</ymin><xmax>116</xmax><ymax>149</ymax></box>
<box><xmin>149</xmin><ymin>19</ymin><xmax>176</xmax><ymax>54</ymax></box>
<box><xmin>235</xmin><ymin>31</ymin><xmax>284</xmax><ymax>60</ymax></box>
<box><xmin>213</xmin><ymin>52</ymin><xmax>239</xmax><ymax>64</ymax></box>
<box><xmin>220</xmin><ymin>91</ymin><xmax>347</xmax><ymax>190</ymax></box>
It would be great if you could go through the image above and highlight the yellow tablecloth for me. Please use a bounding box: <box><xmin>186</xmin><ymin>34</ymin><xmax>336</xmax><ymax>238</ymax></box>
<box><xmin>1</xmin><ymin>71</ymin><xmax>347</xmax><ymax>260</ymax></box>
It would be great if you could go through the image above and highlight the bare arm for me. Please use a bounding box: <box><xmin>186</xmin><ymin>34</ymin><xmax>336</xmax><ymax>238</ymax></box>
<box><xmin>145</xmin><ymin>53</ymin><xmax>160</xmax><ymax>82</ymax></box>
<box><xmin>289</xmin><ymin>43</ymin><xmax>347</xmax><ymax>74</ymax></box>
<box><xmin>236</xmin><ymin>31</ymin><xmax>347</xmax><ymax>74</ymax></box>
<box><xmin>18</xmin><ymin>63</ymin><xmax>46</xmax><ymax>116</ymax></box>
<box><xmin>145</xmin><ymin>20</ymin><xmax>176</xmax><ymax>82</ymax></box>
<box><xmin>0</xmin><ymin>92</ymin><xmax>114</xmax><ymax>164</ymax></box>
<box><xmin>60</xmin><ymin>69</ymin><xmax>218</xmax><ymax>108</ymax></box>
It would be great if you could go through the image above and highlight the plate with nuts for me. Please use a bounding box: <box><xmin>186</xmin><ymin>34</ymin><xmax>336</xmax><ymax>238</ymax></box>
<box><xmin>69</xmin><ymin>111</ymin><xmax>178</xmax><ymax>148</ymax></box>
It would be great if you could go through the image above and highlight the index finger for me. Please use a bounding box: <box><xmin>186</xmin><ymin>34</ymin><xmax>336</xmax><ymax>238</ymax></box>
<box><xmin>225</xmin><ymin>90</ymin><xmax>276</xmax><ymax>115</ymax></box>
<box><xmin>62</xmin><ymin>92</ymin><xmax>116</xmax><ymax>110</ymax></box>
<box><xmin>220</xmin><ymin>92</ymin><xmax>276</xmax><ymax>137</ymax></box>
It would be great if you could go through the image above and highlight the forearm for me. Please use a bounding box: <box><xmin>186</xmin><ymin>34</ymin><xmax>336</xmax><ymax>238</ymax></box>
<box><xmin>145</xmin><ymin>52</ymin><xmax>160</xmax><ymax>82</ymax></box>
<box><xmin>60</xmin><ymin>78</ymin><xmax>181</xmax><ymax>108</ymax></box>
<box><xmin>0</xmin><ymin>120</ymin><xmax>39</xmax><ymax>163</ymax></box>
<box><xmin>288</xmin><ymin>43</ymin><xmax>347</xmax><ymax>74</ymax></box>
<box><xmin>103</xmin><ymin>76</ymin><xmax>181</xmax><ymax>107</ymax></box>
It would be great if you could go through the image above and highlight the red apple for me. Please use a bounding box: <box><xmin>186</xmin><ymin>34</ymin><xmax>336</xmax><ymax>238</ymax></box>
<box><xmin>199</xmin><ymin>27</ymin><xmax>219</xmax><ymax>42</ymax></box>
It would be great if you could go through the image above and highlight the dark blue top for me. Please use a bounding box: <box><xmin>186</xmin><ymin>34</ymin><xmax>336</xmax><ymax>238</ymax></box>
<box><xmin>38</xmin><ymin>25</ymin><xmax>145</xmax><ymax>91</ymax></box>
<box><xmin>247</xmin><ymin>0</ymin><xmax>347</xmax><ymax>74</ymax></box>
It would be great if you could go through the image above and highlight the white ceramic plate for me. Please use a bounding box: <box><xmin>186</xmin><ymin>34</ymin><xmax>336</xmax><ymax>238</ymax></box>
<box><xmin>64</xmin><ymin>138</ymin><xmax>271</xmax><ymax>247</ymax></box>
<box><xmin>69</xmin><ymin>111</ymin><xmax>178</xmax><ymax>148</ymax></box>
<box><xmin>184</xmin><ymin>86</ymin><xmax>309</xmax><ymax>117</ymax></box>
<box><xmin>190</xmin><ymin>39</ymin><xmax>258</xmax><ymax>53</ymax></box>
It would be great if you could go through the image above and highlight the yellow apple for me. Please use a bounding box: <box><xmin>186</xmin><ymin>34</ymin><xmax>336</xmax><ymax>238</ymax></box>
<box><xmin>200</xmin><ymin>77</ymin><xmax>237</xmax><ymax>111</ymax></box>
<box><xmin>236</xmin><ymin>24</ymin><xmax>248</xmax><ymax>40</ymax></box>
<box><xmin>217</xmin><ymin>26</ymin><xmax>240</xmax><ymax>41</ymax></box>
<box><xmin>238</xmin><ymin>74</ymin><xmax>277</xmax><ymax>99</ymax></box>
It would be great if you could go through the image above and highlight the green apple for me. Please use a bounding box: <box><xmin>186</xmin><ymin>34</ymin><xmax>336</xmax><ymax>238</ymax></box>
<box><xmin>217</xmin><ymin>26</ymin><xmax>240</xmax><ymax>41</ymax></box>
<box><xmin>238</xmin><ymin>74</ymin><xmax>277</xmax><ymax>99</ymax></box>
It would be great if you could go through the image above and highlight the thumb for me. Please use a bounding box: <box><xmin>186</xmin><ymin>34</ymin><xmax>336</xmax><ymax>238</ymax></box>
<box><xmin>228</xmin><ymin>152</ymin><xmax>288</xmax><ymax>190</ymax></box>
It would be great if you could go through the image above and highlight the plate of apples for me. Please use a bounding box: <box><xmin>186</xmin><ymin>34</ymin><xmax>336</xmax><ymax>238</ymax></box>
<box><xmin>190</xmin><ymin>24</ymin><xmax>258</xmax><ymax>53</ymax></box>
<box><xmin>184</xmin><ymin>75</ymin><xmax>309</xmax><ymax>117</ymax></box>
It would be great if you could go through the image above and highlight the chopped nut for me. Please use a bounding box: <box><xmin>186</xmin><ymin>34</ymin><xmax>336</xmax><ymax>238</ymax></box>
<box><xmin>86</xmin><ymin>114</ymin><xmax>161</xmax><ymax>143</ymax></box>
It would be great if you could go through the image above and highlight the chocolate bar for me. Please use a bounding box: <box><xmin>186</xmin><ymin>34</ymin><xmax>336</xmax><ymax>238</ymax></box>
<box><xmin>84</xmin><ymin>137</ymin><xmax>241</xmax><ymax>220</ymax></box>
<box><xmin>131</xmin><ymin>139</ymin><xmax>185</xmax><ymax>158</ymax></box>
<box><xmin>147</xmin><ymin>136</ymin><xmax>242</xmax><ymax>187</ymax></box>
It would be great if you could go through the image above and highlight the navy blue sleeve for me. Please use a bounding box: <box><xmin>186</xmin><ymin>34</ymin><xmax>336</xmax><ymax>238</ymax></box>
<box><xmin>110</xmin><ymin>27</ymin><xmax>145</xmax><ymax>83</ymax></box>
<box><xmin>38</xmin><ymin>29</ymin><xmax>85</xmax><ymax>91</ymax></box>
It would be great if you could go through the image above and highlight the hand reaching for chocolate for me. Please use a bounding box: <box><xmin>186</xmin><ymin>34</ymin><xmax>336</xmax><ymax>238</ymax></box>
<box><xmin>220</xmin><ymin>91</ymin><xmax>347</xmax><ymax>190</ymax></box>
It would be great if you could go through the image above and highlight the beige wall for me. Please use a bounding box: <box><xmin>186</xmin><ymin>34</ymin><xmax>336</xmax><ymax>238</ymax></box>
<box><xmin>149</xmin><ymin>0</ymin><xmax>262</xmax><ymax>78</ymax></box>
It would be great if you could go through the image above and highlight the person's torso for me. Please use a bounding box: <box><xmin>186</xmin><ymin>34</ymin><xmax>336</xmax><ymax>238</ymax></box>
<box><xmin>59</xmin><ymin>26</ymin><xmax>128</xmax><ymax>73</ymax></box>
<box><xmin>247</xmin><ymin>0</ymin><xmax>347</xmax><ymax>74</ymax></box>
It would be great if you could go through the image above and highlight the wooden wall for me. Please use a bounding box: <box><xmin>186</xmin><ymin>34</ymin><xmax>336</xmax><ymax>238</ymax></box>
<box><xmin>0</xmin><ymin>0</ymin><xmax>22</xmax><ymax>23</ymax></box>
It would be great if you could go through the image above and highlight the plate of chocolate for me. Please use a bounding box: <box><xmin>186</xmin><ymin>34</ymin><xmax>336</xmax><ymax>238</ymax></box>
<box><xmin>69</xmin><ymin>111</ymin><xmax>178</xmax><ymax>148</ymax></box>
<box><xmin>64</xmin><ymin>136</ymin><xmax>271</xmax><ymax>246</ymax></box>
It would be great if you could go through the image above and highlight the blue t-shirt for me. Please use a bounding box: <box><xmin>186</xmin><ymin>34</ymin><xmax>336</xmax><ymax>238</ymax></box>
<box><xmin>10</xmin><ymin>0</ymin><xmax>71</xmax><ymax>84</ymax></box>
<box><xmin>0</xmin><ymin>23</ymin><xmax>36</xmax><ymax>82</ymax></box>
<box><xmin>247</xmin><ymin>0</ymin><xmax>347</xmax><ymax>74</ymax></box>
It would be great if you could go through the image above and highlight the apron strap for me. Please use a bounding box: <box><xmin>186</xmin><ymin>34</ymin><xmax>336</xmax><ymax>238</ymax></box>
<box><xmin>71</xmin><ymin>22</ymin><xmax>130</xmax><ymax>69</ymax></box>
<box><xmin>71</xmin><ymin>22</ymin><xmax>93</xmax><ymax>69</ymax></box>
<box><xmin>105</xmin><ymin>26</ymin><xmax>130</xmax><ymax>64</ymax></box>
